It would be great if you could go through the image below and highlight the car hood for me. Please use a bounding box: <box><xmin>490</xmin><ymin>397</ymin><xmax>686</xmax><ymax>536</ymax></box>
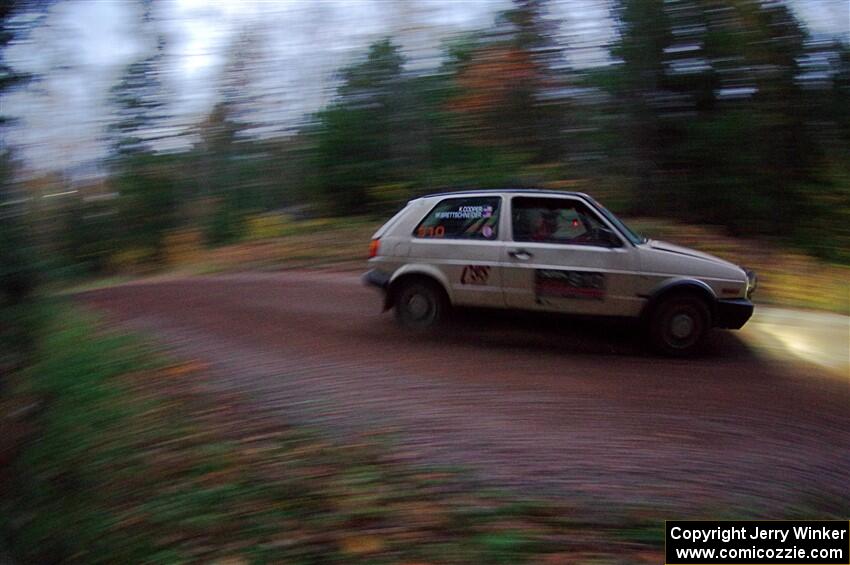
<box><xmin>645</xmin><ymin>239</ymin><xmax>741</xmax><ymax>270</ymax></box>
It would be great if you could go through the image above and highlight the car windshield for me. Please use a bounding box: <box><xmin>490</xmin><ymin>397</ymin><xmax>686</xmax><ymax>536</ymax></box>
<box><xmin>589</xmin><ymin>199</ymin><xmax>646</xmax><ymax>245</ymax></box>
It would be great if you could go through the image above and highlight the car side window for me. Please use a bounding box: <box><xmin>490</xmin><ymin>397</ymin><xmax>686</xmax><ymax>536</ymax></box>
<box><xmin>512</xmin><ymin>197</ymin><xmax>618</xmax><ymax>247</ymax></box>
<box><xmin>414</xmin><ymin>197</ymin><xmax>501</xmax><ymax>240</ymax></box>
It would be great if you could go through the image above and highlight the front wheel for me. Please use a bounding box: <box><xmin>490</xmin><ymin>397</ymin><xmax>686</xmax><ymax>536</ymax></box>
<box><xmin>393</xmin><ymin>279</ymin><xmax>447</xmax><ymax>330</ymax></box>
<box><xmin>649</xmin><ymin>294</ymin><xmax>711</xmax><ymax>356</ymax></box>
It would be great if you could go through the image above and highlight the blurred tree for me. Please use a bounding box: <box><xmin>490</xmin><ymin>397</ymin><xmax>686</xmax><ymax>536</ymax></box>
<box><xmin>60</xmin><ymin>194</ymin><xmax>119</xmax><ymax>275</ymax></box>
<box><xmin>0</xmin><ymin>158</ymin><xmax>36</xmax><ymax>307</ymax></box>
<box><xmin>607</xmin><ymin>0</ymin><xmax>849</xmax><ymax>258</ymax></box>
<box><xmin>113</xmin><ymin>153</ymin><xmax>179</xmax><ymax>263</ymax></box>
<box><xmin>102</xmin><ymin>1</ymin><xmax>189</xmax><ymax>261</ymax></box>
<box><xmin>791</xmin><ymin>38</ymin><xmax>850</xmax><ymax>261</ymax></box>
<box><xmin>1</xmin><ymin>0</ymin><xmax>39</xmax><ymax>289</ymax></box>
<box><xmin>0</xmin><ymin>0</ymin><xmax>44</xmax><ymax>374</ymax></box>
<box><xmin>703</xmin><ymin>0</ymin><xmax>811</xmax><ymax>233</ymax></box>
<box><xmin>608</xmin><ymin>0</ymin><xmax>674</xmax><ymax>209</ymax></box>
<box><xmin>186</xmin><ymin>27</ymin><xmax>292</xmax><ymax>243</ymax></box>
<box><xmin>314</xmin><ymin>39</ymin><xmax>407</xmax><ymax>214</ymax></box>
<box><xmin>108</xmin><ymin>1</ymin><xmax>175</xmax><ymax>156</ymax></box>
<box><xmin>109</xmin><ymin>37</ymin><xmax>175</xmax><ymax>156</ymax></box>
<box><xmin>94</xmin><ymin>0</ymin><xmax>182</xmax><ymax>266</ymax></box>
<box><xmin>448</xmin><ymin>45</ymin><xmax>539</xmax><ymax>146</ymax></box>
<box><xmin>497</xmin><ymin>0</ymin><xmax>572</xmax><ymax>163</ymax></box>
<box><xmin>447</xmin><ymin>0</ymin><xmax>571</xmax><ymax>164</ymax></box>
<box><xmin>218</xmin><ymin>27</ymin><xmax>280</xmax><ymax>140</ymax></box>
<box><xmin>194</xmin><ymin>102</ymin><xmax>246</xmax><ymax>244</ymax></box>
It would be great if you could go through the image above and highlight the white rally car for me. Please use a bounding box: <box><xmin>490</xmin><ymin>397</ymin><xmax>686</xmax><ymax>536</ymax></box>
<box><xmin>363</xmin><ymin>189</ymin><xmax>756</xmax><ymax>355</ymax></box>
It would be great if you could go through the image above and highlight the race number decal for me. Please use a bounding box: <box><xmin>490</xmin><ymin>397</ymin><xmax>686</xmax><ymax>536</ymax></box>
<box><xmin>417</xmin><ymin>225</ymin><xmax>446</xmax><ymax>238</ymax></box>
<box><xmin>461</xmin><ymin>265</ymin><xmax>490</xmax><ymax>285</ymax></box>
<box><xmin>535</xmin><ymin>269</ymin><xmax>605</xmax><ymax>300</ymax></box>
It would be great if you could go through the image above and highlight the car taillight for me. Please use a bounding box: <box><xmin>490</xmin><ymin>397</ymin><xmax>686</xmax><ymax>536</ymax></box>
<box><xmin>368</xmin><ymin>238</ymin><xmax>380</xmax><ymax>259</ymax></box>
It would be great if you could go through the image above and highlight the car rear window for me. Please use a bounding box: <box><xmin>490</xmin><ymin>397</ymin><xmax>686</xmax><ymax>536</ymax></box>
<box><xmin>373</xmin><ymin>201</ymin><xmax>412</xmax><ymax>239</ymax></box>
<box><xmin>414</xmin><ymin>196</ymin><xmax>501</xmax><ymax>240</ymax></box>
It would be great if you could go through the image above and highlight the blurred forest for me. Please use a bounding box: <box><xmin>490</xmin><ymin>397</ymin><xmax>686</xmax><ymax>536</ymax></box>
<box><xmin>2</xmin><ymin>4</ymin><xmax>849</xmax><ymax>560</ymax></box>
<box><xmin>1</xmin><ymin>0</ymin><xmax>849</xmax><ymax>324</ymax></box>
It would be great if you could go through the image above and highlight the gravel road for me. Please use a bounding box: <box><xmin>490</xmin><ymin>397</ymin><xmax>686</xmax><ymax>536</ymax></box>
<box><xmin>78</xmin><ymin>271</ymin><xmax>850</xmax><ymax>515</ymax></box>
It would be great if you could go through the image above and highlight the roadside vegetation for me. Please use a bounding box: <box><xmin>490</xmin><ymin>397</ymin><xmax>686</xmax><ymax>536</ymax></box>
<box><xmin>4</xmin><ymin>305</ymin><xmax>847</xmax><ymax>563</ymax></box>
<box><xmin>62</xmin><ymin>214</ymin><xmax>847</xmax><ymax>315</ymax></box>
<box><xmin>2</xmin><ymin>305</ymin><xmax>669</xmax><ymax>564</ymax></box>
<box><xmin>4</xmin><ymin>305</ymin><xmax>846</xmax><ymax>563</ymax></box>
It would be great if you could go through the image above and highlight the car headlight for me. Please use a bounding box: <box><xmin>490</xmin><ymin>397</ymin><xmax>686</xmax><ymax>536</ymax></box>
<box><xmin>744</xmin><ymin>268</ymin><xmax>757</xmax><ymax>298</ymax></box>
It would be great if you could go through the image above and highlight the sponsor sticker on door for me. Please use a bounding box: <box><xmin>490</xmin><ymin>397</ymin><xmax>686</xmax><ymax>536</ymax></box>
<box><xmin>535</xmin><ymin>269</ymin><xmax>605</xmax><ymax>301</ymax></box>
<box><xmin>461</xmin><ymin>265</ymin><xmax>491</xmax><ymax>285</ymax></box>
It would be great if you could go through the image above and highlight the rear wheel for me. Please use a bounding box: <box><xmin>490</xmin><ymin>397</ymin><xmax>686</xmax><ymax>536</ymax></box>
<box><xmin>649</xmin><ymin>294</ymin><xmax>711</xmax><ymax>356</ymax></box>
<box><xmin>393</xmin><ymin>279</ymin><xmax>447</xmax><ymax>330</ymax></box>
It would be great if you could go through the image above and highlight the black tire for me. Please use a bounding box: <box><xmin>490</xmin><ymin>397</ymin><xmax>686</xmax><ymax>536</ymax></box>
<box><xmin>648</xmin><ymin>293</ymin><xmax>711</xmax><ymax>356</ymax></box>
<box><xmin>393</xmin><ymin>278</ymin><xmax>447</xmax><ymax>330</ymax></box>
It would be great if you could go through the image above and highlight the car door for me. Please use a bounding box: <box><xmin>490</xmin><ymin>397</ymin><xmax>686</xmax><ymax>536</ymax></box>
<box><xmin>408</xmin><ymin>195</ymin><xmax>504</xmax><ymax>308</ymax></box>
<box><xmin>501</xmin><ymin>195</ymin><xmax>641</xmax><ymax>317</ymax></box>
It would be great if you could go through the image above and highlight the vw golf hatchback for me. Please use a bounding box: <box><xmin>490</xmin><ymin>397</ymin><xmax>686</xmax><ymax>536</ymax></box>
<box><xmin>363</xmin><ymin>189</ymin><xmax>756</xmax><ymax>355</ymax></box>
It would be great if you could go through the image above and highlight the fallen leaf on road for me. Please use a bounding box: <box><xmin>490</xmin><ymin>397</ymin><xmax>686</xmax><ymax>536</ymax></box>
<box><xmin>340</xmin><ymin>535</ymin><xmax>384</xmax><ymax>555</ymax></box>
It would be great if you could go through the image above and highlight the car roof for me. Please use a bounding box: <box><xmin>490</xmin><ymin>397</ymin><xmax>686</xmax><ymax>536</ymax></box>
<box><xmin>417</xmin><ymin>188</ymin><xmax>594</xmax><ymax>201</ymax></box>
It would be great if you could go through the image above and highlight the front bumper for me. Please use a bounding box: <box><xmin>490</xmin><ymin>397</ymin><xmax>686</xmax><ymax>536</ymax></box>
<box><xmin>714</xmin><ymin>298</ymin><xmax>754</xmax><ymax>329</ymax></box>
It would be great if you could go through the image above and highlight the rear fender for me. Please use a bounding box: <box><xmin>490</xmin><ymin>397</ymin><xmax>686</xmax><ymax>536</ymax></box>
<box><xmin>386</xmin><ymin>264</ymin><xmax>453</xmax><ymax>309</ymax></box>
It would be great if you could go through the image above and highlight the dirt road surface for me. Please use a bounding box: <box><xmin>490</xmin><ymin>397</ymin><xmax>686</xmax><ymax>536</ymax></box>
<box><xmin>78</xmin><ymin>271</ymin><xmax>850</xmax><ymax>515</ymax></box>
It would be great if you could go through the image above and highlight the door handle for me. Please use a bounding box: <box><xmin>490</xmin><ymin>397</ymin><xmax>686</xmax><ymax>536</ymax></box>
<box><xmin>508</xmin><ymin>249</ymin><xmax>533</xmax><ymax>260</ymax></box>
